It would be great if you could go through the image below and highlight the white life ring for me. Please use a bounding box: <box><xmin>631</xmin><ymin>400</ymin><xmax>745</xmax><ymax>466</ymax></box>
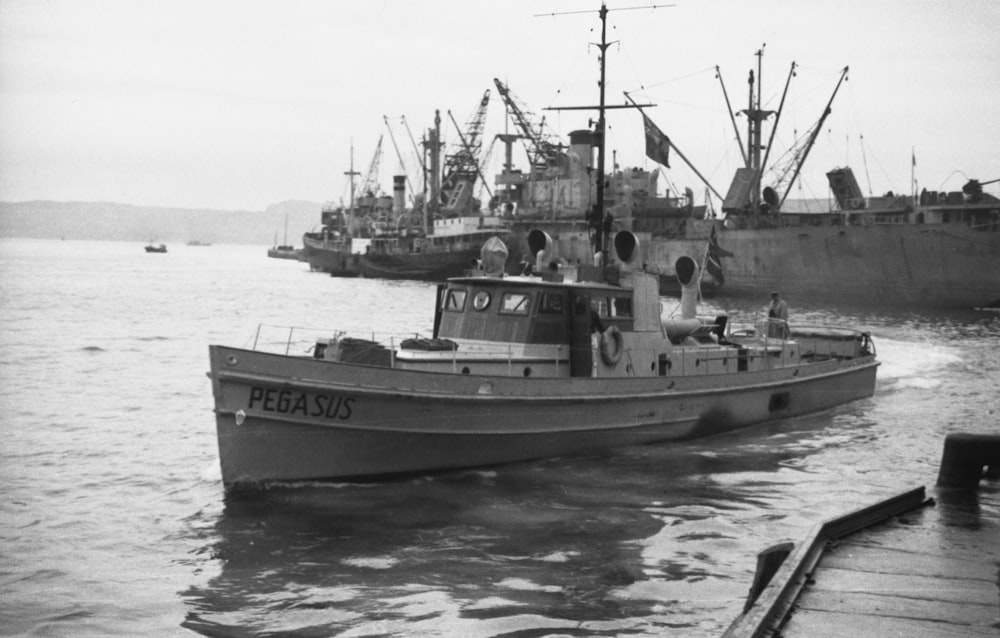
<box><xmin>600</xmin><ymin>326</ymin><xmax>624</xmax><ymax>367</ymax></box>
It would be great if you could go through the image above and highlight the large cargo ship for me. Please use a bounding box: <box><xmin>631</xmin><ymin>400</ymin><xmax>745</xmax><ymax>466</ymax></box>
<box><xmin>638</xmin><ymin>56</ymin><xmax>1000</xmax><ymax>311</ymax></box>
<box><xmin>704</xmin><ymin>172</ymin><xmax>1000</xmax><ymax>309</ymax></box>
<box><xmin>488</xmin><ymin>63</ymin><xmax>999</xmax><ymax>310</ymax></box>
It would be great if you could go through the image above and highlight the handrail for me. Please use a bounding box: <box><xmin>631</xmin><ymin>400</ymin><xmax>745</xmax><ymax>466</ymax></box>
<box><xmin>247</xmin><ymin>323</ymin><xmax>874</xmax><ymax>374</ymax></box>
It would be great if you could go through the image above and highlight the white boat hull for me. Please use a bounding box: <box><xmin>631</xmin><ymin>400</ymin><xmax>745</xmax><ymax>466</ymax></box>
<box><xmin>209</xmin><ymin>345</ymin><xmax>878</xmax><ymax>487</ymax></box>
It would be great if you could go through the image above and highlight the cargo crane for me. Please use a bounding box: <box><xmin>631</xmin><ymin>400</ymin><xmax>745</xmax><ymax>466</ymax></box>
<box><xmin>493</xmin><ymin>78</ymin><xmax>567</xmax><ymax>174</ymax></box>
<box><xmin>439</xmin><ymin>89</ymin><xmax>491</xmax><ymax>214</ymax></box>
<box><xmin>359</xmin><ymin>135</ymin><xmax>383</xmax><ymax>198</ymax></box>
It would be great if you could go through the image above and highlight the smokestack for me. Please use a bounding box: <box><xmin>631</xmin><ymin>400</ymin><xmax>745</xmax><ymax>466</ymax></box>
<box><xmin>393</xmin><ymin>175</ymin><xmax>406</xmax><ymax>214</ymax></box>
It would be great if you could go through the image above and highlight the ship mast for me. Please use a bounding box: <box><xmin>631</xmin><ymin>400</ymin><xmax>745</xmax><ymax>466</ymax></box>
<box><xmin>542</xmin><ymin>3</ymin><xmax>662</xmax><ymax>265</ymax></box>
<box><xmin>344</xmin><ymin>141</ymin><xmax>359</xmax><ymax>235</ymax></box>
<box><xmin>742</xmin><ymin>46</ymin><xmax>774</xmax><ymax>215</ymax></box>
<box><xmin>593</xmin><ymin>4</ymin><xmax>610</xmax><ymax>262</ymax></box>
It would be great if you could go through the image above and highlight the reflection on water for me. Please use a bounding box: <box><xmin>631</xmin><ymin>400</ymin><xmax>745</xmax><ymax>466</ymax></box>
<box><xmin>178</xmin><ymin>409</ymin><xmax>895</xmax><ymax>637</ymax></box>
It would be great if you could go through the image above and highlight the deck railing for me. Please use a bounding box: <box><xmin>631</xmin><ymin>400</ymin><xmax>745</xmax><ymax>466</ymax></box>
<box><xmin>247</xmin><ymin>321</ymin><xmax>873</xmax><ymax>377</ymax></box>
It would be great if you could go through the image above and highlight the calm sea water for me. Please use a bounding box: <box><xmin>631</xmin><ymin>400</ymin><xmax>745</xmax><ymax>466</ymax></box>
<box><xmin>1</xmin><ymin>238</ymin><xmax>998</xmax><ymax>637</ymax></box>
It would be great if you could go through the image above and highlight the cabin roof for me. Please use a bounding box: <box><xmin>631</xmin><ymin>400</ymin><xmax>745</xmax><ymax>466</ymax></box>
<box><xmin>448</xmin><ymin>275</ymin><xmax>625</xmax><ymax>292</ymax></box>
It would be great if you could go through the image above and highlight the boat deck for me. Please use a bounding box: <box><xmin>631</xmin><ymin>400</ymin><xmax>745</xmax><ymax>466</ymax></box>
<box><xmin>724</xmin><ymin>433</ymin><xmax>1000</xmax><ymax>637</ymax></box>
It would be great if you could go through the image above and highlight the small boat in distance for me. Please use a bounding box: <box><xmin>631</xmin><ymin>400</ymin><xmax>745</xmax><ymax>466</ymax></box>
<box><xmin>186</xmin><ymin>239</ymin><xmax>212</xmax><ymax>247</ymax></box>
<box><xmin>207</xmin><ymin>5</ymin><xmax>878</xmax><ymax>490</ymax></box>
<box><xmin>144</xmin><ymin>243</ymin><xmax>167</xmax><ymax>253</ymax></box>
<box><xmin>267</xmin><ymin>214</ymin><xmax>303</xmax><ymax>261</ymax></box>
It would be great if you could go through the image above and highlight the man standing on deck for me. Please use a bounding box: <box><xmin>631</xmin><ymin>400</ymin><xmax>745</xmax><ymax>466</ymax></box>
<box><xmin>768</xmin><ymin>291</ymin><xmax>789</xmax><ymax>338</ymax></box>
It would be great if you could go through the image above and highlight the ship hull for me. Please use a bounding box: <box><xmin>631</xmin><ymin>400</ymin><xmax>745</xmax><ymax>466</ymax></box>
<box><xmin>301</xmin><ymin>234</ymin><xmax>361</xmax><ymax>276</ymax></box>
<box><xmin>267</xmin><ymin>247</ymin><xmax>303</xmax><ymax>260</ymax></box>
<box><xmin>359</xmin><ymin>248</ymin><xmax>483</xmax><ymax>281</ymax></box>
<box><xmin>648</xmin><ymin>223</ymin><xmax>1000</xmax><ymax>309</ymax></box>
<box><xmin>209</xmin><ymin>345</ymin><xmax>877</xmax><ymax>487</ymax></box>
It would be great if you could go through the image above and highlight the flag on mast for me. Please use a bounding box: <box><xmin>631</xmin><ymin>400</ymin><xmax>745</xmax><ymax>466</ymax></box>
<box><xmin>704</xmin><ymin>224</ymin><xmax>734</xmax><ymax>286</ymax></box>
<box><xmin>642</xmin><ymin>113</ymin><xmax>671</xmax><ymax>168</ymax></box>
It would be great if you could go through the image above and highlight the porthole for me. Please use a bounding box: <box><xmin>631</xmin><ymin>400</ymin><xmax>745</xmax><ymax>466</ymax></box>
<box><xmin>461</xmin><ymin>366</ymin><xmax>471</xmax><ymax>374</ymax></box>
<box><xmin>473</xmin><ymin>291</ymin><xmax>491</xmax><ymax>311</ymax></box>
<box><xmin>523</xmin><ymin>367</ymin><xmax>532</xmax><ymax>377</ymax></box>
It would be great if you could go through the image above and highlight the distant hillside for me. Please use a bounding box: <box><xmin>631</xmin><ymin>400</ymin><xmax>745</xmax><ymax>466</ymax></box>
<box><xmin>0</xmin><ymin>200</ymin><xmax>325</xmax><ymax>245</ymax></box>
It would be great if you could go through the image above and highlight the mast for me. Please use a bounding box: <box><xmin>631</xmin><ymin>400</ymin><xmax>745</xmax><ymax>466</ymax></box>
<box><xmin>421</xmin><ymin>111</ymin><xmax>443</xmax><ymax>235</ymax></box>
<box><xmin>777</xmin><ymin>65</ymin><xmax>849</xmax><ymax>209</ymax></box>
<box><xmin>541</xmin><ymin>4</ymin><xmax>657</xmax><ymax>264</ymax></box>
<box><xmin>344</xmin><ymin>141</ymin><xmax>359</xmax><ymax>236</ymax></box>
<box><xmin>593</xmin><ymin>4</ymin><xmax>610</xmax><ymax>263</ymax></box>
<box><xmin>741</xmin><ymin>46</ymin><xmax>774</xmax><ymax>214</ymax></box>
<box><xmin>539</xmin><ymin>3</ymin><xmax>666</xmax><ymax>263</ymax></box>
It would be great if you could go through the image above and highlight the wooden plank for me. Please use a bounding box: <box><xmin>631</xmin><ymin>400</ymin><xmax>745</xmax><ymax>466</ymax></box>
<box><xmin>781</xmin><ymin>608</ymin><xmax>997</xmax><ymax>638</ymax></box>
<box><xmin>833</xmin><ymin>513</ymin><xmax>999</xmax><ymax>564</ymax></box>
<box><xmin>795</xmin><ymin>589</ymin><xmax>998</xmax><ymax>625</ymax></box>
<box><xmin>818</xmin><ymin>543</ymin><xmax>997</xmax><ymax>581</ymax></box>
<box><xmin>804</xmin><ymin>565</ymin><xmax>998</xmax><ymax>606</ymax></box>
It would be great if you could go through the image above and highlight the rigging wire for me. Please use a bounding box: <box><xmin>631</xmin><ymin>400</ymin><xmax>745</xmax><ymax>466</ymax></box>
<box><xmin>860</xmin><ymin>134</ymin><xmax>874</xmax><ymax>196</ymax></box>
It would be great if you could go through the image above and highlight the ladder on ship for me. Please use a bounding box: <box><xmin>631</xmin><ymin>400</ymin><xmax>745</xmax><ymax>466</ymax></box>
<box><xmin>446</xmin><ymin>182</ymin><xmax>467</xmax><ymax>210</ymax></box>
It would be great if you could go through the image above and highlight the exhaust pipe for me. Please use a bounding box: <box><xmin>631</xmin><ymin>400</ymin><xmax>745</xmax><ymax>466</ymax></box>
<box><xmin>662</xmin><ymin>256</ymin><xmax>701</xmax><ymax>341</ymax></box>
<box><xmin>675</xmin><ymin>256</ymin><xmax>699</xmax><ymax>320</ymax></box>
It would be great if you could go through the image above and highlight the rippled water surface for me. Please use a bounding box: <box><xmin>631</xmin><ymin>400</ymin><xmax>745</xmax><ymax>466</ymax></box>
<box><xmin>1</xmin><ymin>238</ymin><xmax>997</xmax><ymax>637</ymax></box>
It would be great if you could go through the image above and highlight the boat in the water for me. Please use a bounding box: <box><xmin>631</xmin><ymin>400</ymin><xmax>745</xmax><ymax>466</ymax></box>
<box><xmin>207</xmin><ymin>6</ymin><xmax>879</xmax><ymax>490</ymax></box>
<box><xmin>304</xmin><ymin>102</ymin><xmax>510</xmax><ymax>281</ymax></box>
<box><xmin>300</xmin><ymin>141</ymin><xmax>380</xmax><ymax>276</ymax></box>
<box><xmin>356</xmin><ymin>98</ymin><xmax>510</xmax><ymax>281</ymax></box>
<box><xmin>359</xmin><ymin>213</ymin><xmax>510</xmax><ymax>280</ymax></box>
<box><xmin>301</xmin><ymin>206</ymin><xmax>364</xmax><ymax>274</ymax></box>
<box><xmin>208</xmin><ymin>230</ymin><xmax>878</xmax><ymax>488</ymax></box>
<box><xmin>697</xmin><ymin>175</ymin><xmax>1000</xmax><ymax>310</ymax></box>
<box><xmin>635</xmin><ymin>56</ymin><xmax>1000</xmax><ymax>310</ymax></box>
<box><xmin>267</xmin><ymin>245</ymin><xmax>302</xmax><ymax>261</ymax></box>
<box><xmin>144</xmin><ymin>243</ymin><xmax>167</xmax><ymax>253</ymax></box>
<box><xmin>267</xmin><ymin>214</ymin><xmax>303</xmax><ymax>261</ymax></box>
<box><xmin>186</xmin><ymin>239</ymin><xmax>212</xmax><ymax>247</ymax></box>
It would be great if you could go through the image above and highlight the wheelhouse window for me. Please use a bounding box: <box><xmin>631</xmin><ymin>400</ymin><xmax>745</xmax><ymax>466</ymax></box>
<box><xmin>591</xmin><ymin>295</ymin><xmax>632</xmax><ymax>319</ymax></box>
<box><xmin>499</xmin><ymin>292</ymin><xmax>531</xmax><ymax>315</ymax></box>
<box><xmin>444</xmin><ymin>288</ymin><xmax>466</xmax><ymax>311</ymax></box>
<box><xmin>539</xmin><ymin>293</ymin><xmax>564</xmax><ymax>315</ymax></box>
<box><xmin>611</xmin><ymin>296</ymin><xmax>632</xmax><ymax>318</ymax></box>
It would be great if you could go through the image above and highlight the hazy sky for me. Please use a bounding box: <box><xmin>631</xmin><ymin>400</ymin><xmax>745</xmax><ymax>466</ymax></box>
<box><xmin>2</xmin><ymin>0</ymin><xmax>998</xmax><ymax>210</ymax></box>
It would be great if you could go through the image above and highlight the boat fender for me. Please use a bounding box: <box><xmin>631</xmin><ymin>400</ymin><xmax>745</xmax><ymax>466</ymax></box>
<box><xmin>600</xmin><ymin>326</ymin><xmax>624</xmax><ymax>367</ymax></box>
